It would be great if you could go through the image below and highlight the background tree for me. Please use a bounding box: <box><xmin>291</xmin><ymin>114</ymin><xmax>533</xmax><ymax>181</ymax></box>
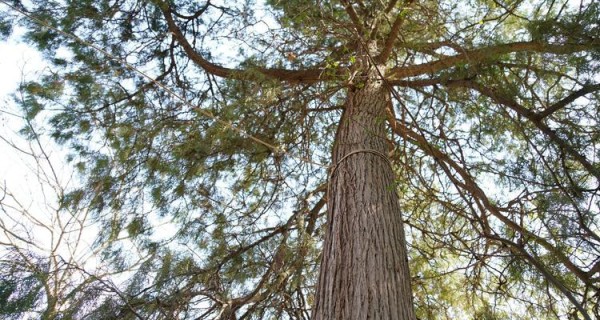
<box><xmin>1</xmin><ymin>0</ymin><xmax>599</xmax><ymax>319</ymax></box>
<box><xmin>0</xmin><ymin>96</ymin><xmax>148</xmax><ymax>319</ymax></box>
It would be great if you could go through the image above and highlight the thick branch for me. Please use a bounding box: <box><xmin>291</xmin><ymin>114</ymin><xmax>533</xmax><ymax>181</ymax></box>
<box><xmin>388</xmin><ymin>41</ymin><xmax>599</xmax><ymax>80</ymax></box>
<box><xmin>306</xmin><ymin>195</ymin><xmax>326</xmax><ymax>236</ymax></box>
<box><xmin>161</xmin><ymin>5</ymin><xmax>326</xmax><ymax>83</ymax></box>
<box><xmin>340</xmin><ymin>0</ymin><xmax>366</xmax><ymax>36</ymax></box>
<box><xmin>375</xmin><ymin>12</ymin><xmax>403</xmax><ymax>63</ymax></box>
<box><xmin>375</xmin><ymin>0</ymin><xmax>415</xmax><ymax>63</ymax></box>
<box><xmin>388</xmin><ymin>77</ymin><xmax>447</xmax><ymax>87</ymax></box>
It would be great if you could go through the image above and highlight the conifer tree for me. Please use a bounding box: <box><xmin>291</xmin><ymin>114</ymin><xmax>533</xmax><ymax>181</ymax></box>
<box><xmin>1</xmin><ymin>0</ymin><xmax>599</xmax><ymax>319</ymax></box>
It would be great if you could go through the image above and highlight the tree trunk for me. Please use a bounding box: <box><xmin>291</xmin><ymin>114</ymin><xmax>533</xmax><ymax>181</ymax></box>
<box><xmin>312</xmin><ymin>71</ymin><xmax>416</xmax><ymax>319</ymax></box>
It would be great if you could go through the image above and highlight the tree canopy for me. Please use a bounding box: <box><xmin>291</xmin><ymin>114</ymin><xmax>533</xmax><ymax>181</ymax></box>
<box><xmin>0</xmin><ymin>0</ymin><xmax>599</xmax><ymax>319</ymax></box>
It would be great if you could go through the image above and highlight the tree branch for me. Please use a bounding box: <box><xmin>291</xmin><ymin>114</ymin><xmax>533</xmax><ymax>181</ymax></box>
<box><xmin>375</xmin><ymin>0</ymin><xmax>414</xmax><ymax>63</ymax></box>
<box><xmin>340</xmin><ymin>0</ymin><xmax>366</xmax><ymax>37</ymax></box>
<box><xmin>171</xmin><ymin>1</ymin><xmax>210</xmax><ymax>20</ymax></box>
<box><xmin>384</xmin><ymin>0</ymin><xmax>399</xmax><ymax>14</ymax></box>
<box><xmin>160</xmin><ymin>4</ymin><xmax>327</xmax><ymax>83</ymax></box>
<box><xmin>536</xmin><ymin>83</ymin><xmax>600</xmax><ymax>120</ymax></box>
<box><xmin>387</xmin><ymin>41</ymin><xmax>599</xmax><ymax>80</ymax></box>
<box><xmin>375</xmin><ymin>12</ymin><xmax>404</xmax><ymax>63</ymax></box>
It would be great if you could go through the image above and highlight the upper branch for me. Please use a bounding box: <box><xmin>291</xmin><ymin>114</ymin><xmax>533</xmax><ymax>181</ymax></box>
<box><xmin>340</xmin><ymin>0</ymin><xmax>367</xmax><ymax>37</ymax></box>
<box><xmin>387</xmin><ymin>41</ymin><xmax>599</xmax><ymax>80</ymax></box>
<box><xmin>160</xmin><ymin>4</ymin><xmax>327</xmax><ymax>83</ymax></box>
<box><xmin>375</xmin><ymin>0</ymin><xmax>414</xmax><ymax>63</ymax></box>
<box><xmin>171</xmin><ymin>1</ymin><xmax>210</xmax><ymax>20</ymax></box>
<box><xmin>384</xmin><ymin>0</ymin><xmax>400</xmax><ymax>14</ymax></box>
<box><xmin>375</xmin><ymin>11</ymin><xmax>403</xmax><ymax>63</ymax></box>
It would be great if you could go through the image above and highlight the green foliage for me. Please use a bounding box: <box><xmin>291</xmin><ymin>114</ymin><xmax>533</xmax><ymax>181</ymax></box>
<box><xmin>528</xmin><ymin>2</ymin><xmax>600</xmax><ymax>43</ymax></box>
<box><xmin>0</xmin><ymin>276</ymin><xmax>41</xmax><ymax>319</ymax></box>
<box><xmin>0</xmin><ymin>11</ymin><xmax>13</xmax><ymax>40</ymax></box>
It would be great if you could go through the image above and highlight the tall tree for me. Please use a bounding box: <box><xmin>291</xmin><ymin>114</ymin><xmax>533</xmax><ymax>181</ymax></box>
<box><xmin>1</xmin><ymin>0</ymin><xmax>599</xmax><ymax>319</ymax></box>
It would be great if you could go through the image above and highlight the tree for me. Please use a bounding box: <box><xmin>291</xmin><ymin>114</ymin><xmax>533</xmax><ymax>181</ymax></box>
<box><xmin>1</xmin><ymin>0</ymin><xmax>599</xmax><ymax>319</ymax></box>
<box><xmin>1</xmin><ymin>89</ymin><xmax>155</xmax><ymax>319</ymax></box>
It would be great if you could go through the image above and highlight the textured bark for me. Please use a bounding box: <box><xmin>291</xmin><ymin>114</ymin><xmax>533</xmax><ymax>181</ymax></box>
<box><xmin>312</xmin><ymin>71</ymin><xmax>416</xmax><ymax>319</ymax></box>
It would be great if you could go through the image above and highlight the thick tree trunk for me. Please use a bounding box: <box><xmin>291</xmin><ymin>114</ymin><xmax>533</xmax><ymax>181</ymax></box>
<box><xmin>312</xmin><ymin>73</ymin><xmax>416</xmax><ymax>319</ymax></box>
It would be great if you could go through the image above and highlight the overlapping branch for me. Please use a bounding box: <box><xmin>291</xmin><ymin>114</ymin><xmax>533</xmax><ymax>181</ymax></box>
<box><xmin>385</xmin><ymin>108</ymin><xmax>596</xmax><ymax>286</ymax></box>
